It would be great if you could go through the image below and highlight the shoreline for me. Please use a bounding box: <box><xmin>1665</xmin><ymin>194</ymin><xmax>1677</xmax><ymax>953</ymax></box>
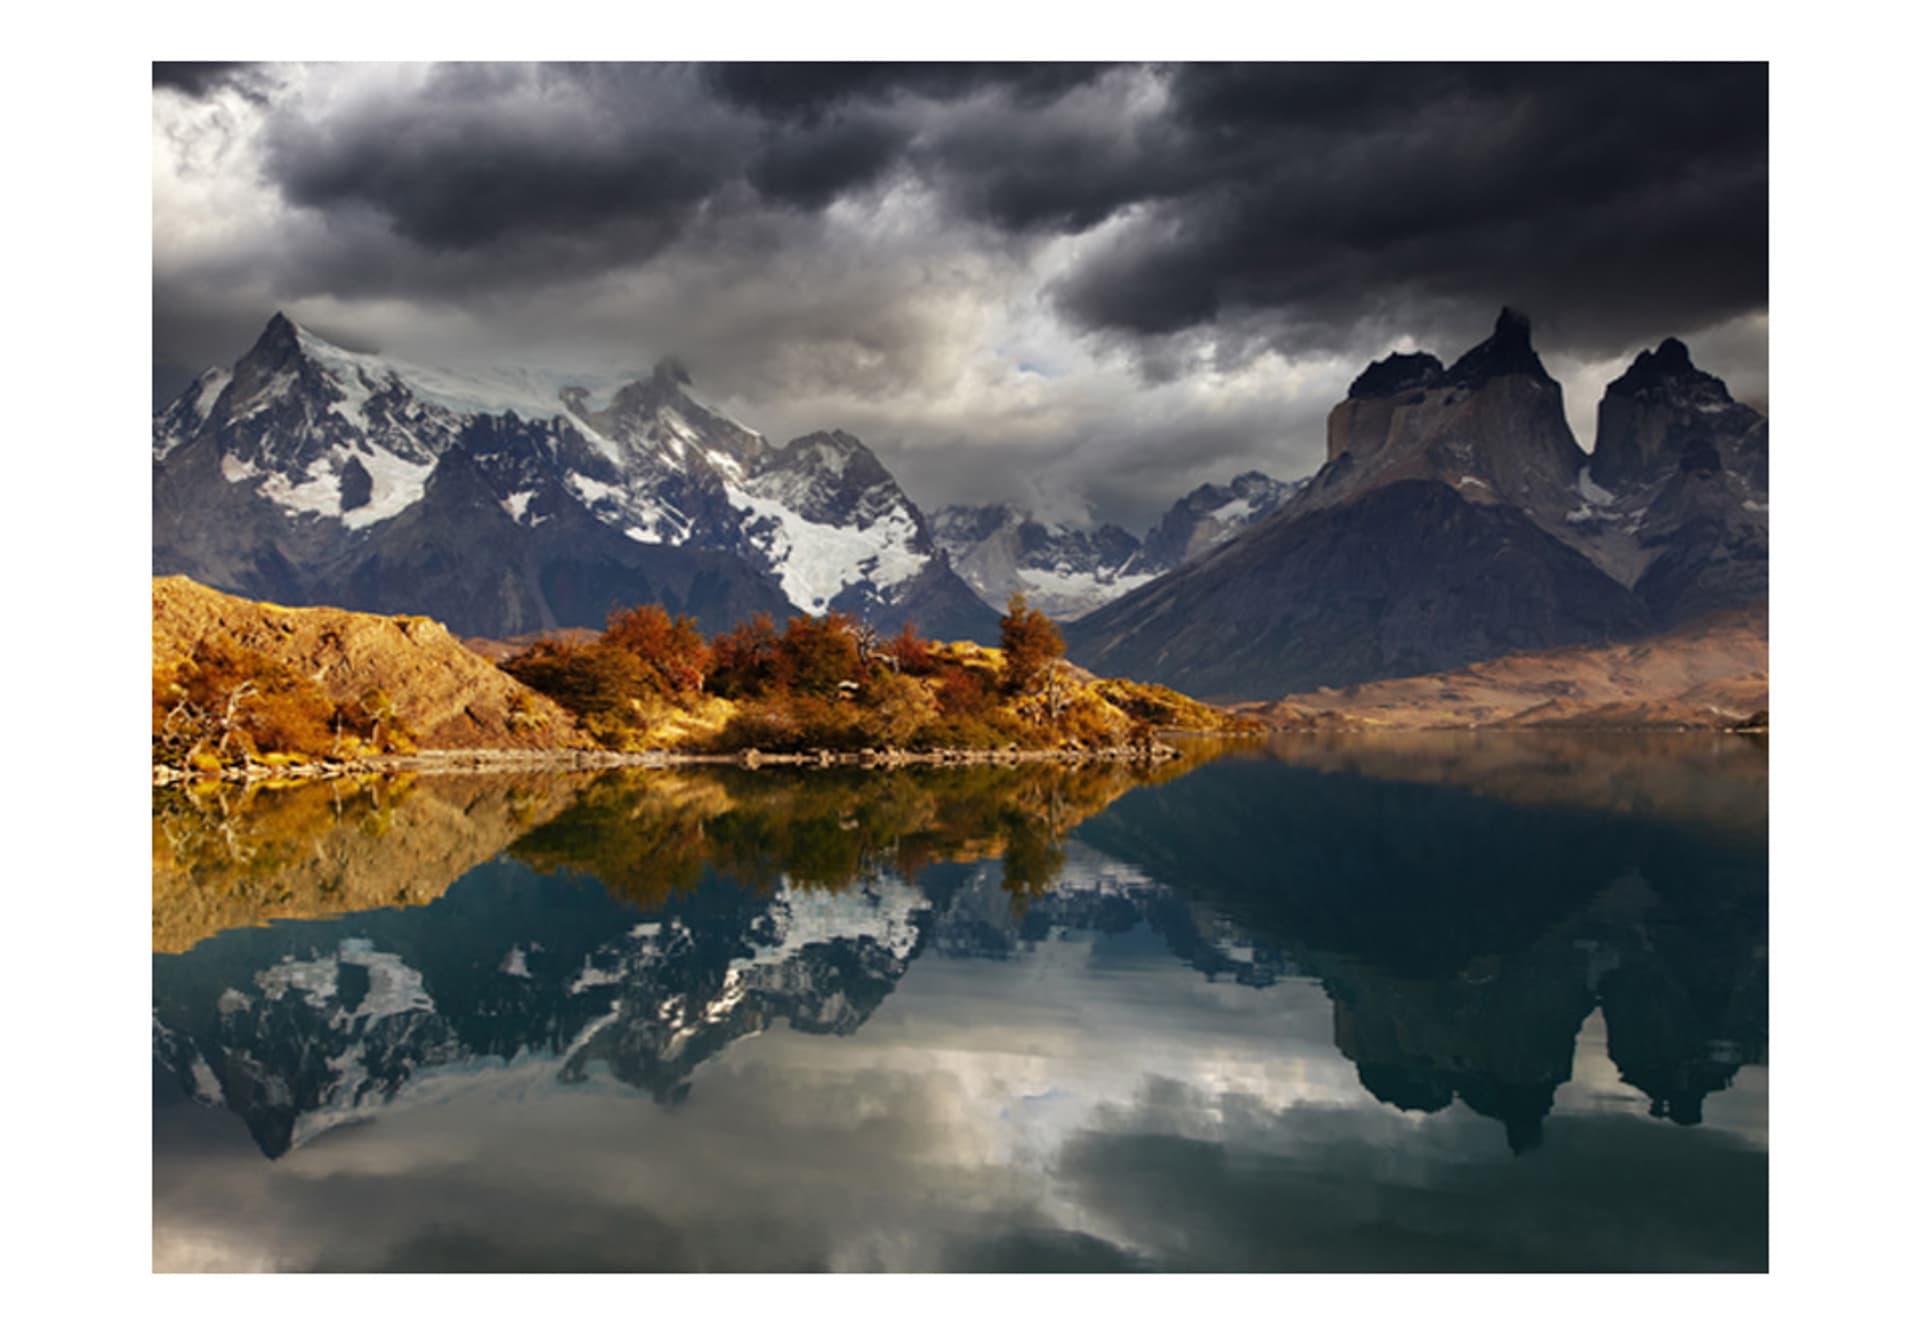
<box><xmin>151</xmin><ymin>740</ymin><xmax>1200</xmax><ymax>788</ymax></box>
<box><xmin>150</xmin><ymin>718</ymin><xmax>1766</xmax><ymax>788</ymax></box>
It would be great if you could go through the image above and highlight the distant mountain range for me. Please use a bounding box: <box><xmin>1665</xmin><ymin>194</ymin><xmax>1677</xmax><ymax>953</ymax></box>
<box><xmin>154</xmin><ymin>315</ymin><xmax>998</xmax><ymax>641</ymax></box>
<box><xmin>153</xmin><ymin>313</ymin><xmax>1310</xmax><ymax>640</ymax></box>
<box><xmin>930</xmin><ymin>472</ymin><xmax>1304</xmax><ymax>619</ymax></box>
<box><xmin>1071</xmin><ymin>310</ymin><xmax>1768</xmax><ymax>697</ymax></box>
<box><xmin>153</xmin><ymin>308</ymin><xmax>1766</xmax><ymax>698</ymax></box>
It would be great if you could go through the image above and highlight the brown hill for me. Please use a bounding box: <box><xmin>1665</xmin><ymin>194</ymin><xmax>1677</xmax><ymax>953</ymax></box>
<box><xmin>1245</xmin><ymin>605</ymin><xmax>1766</xmax><ymax>732</ymax></box>
<box><xmin>153</xmin><ymin>576</ymin><xmax>588</xmax><ymax>751</ymax></box>
<box><xmin>462</xmin><ymin>626</ymin><xmax>599</xmax><ymax>662</ymax></box>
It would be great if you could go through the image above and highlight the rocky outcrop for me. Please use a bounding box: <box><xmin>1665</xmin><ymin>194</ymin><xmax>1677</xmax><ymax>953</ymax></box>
<box><xmin>152</xmin><ymin>574</ymin><xmax>589</xmax><ymax>749</ymax></box>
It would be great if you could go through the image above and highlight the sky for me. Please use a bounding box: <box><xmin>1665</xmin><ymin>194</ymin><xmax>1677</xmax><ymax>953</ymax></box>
<box><xmin>152</xmin><ymin>61</ymin><xmax>1768</xmax><ymax>530</ymax></box>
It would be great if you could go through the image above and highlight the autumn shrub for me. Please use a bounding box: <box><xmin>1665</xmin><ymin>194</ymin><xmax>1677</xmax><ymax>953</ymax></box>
<box><xmin>603</xmin><ymin>605</ymin><xmax>710</xmax><ymax>694</ymax></box>
<box><xmin>501</xmin><ymin>603</ymin><xmax>712</xmax><ymax>749</ymax></box>
<box><xmin>883</xmin><ymin>623</ymin><xmax>939</xmax><ymax>675</ymax></box>
<box><xmin>708</xmin><ymin>613</ymin><xmax>785</xmax><ymax>698</ymax></box>
<box><xmin>710</xmin><ymin>692</ymin><xmax>870</xmax><ymax>753</ymax></box>
<box><xmin>857</xmin><ymin>668</ymin><xmax>938</xmax><ymax>748</ymax></box>
<box><xmin>998</xmin><ymin>593</ymin><xmax>1066</xmax><ymax>695</ymax></box>
<box><xmin>777</xmin><ymin>612</ymin><xmax>867</xmax><ymax>697</ymax></box>
<box><xmin>153</xmin><ymin>635</ymin><xmax>341</xmax><ymax>765</ymax></box>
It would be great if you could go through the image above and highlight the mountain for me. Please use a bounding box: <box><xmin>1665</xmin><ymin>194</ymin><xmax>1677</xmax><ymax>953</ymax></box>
<box><xmin>1136</xmin><ymin>471</ymin><xmax>1305</xmax><ymax>571</ymax></box>
<box><xmin>1072</xmin><ymin>310</ymin><xmax>1767</xmax><ymax>697</ymax></box>
<box><xmin>930</xmin><ymin>505</ymin><xmax>1154</xmax><ymax>619</ymax></box>
<box><xmin>1584</xmin><ymin>338</ymin><xmax>1769</xmax><ymax>624</ymax></box>
<box><xmin>930</xmin><ymin>472</ymin><xmax>1305</xmax><ymax>619</ymax></box>
<box><xmin>153</xmin><ymin>315</ymin><xmax>997</xmax><ymax>641</ymax></box>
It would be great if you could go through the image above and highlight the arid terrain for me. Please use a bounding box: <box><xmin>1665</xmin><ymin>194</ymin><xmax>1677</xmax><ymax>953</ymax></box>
<box><xmin>1244</xmin><ymin>605</ymin><xmax>1767</xmax><ymax>732</ymax></box>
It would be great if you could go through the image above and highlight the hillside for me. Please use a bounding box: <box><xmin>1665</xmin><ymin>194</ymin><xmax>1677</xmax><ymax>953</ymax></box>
<box><xmin>1245</xmin><ymin>605</ymin><xmax>1767</xmax><ymax>731</ymax></box>
<box><xmin>154</xmin><ymin>580</ymin><xmax>1251</xmax><ymax>777</ymax></box>
<box><xmin>153</xmin><ymin>575</ymin><xmax>588</xmax><ymax>765</ymax></box>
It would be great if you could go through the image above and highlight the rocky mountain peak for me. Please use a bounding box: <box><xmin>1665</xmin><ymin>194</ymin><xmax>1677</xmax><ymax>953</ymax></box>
<box><xmin>1612</xmin><ymin>337</ymin><xmax>1717</xmax><ymax>397</ymax></box>
<box><xmin>1349</xmin><ymin>351</ymin><xmax>1445</xmax><ymax>399</ymax></box>
<box><xmin>1590</xmin><ymin>336</ymin><xmax>1765</xmax><ymax>495</ymax></box>
<box><xmin>1443</xmin><ymin>306</ymin><xmax>1551</xmax><ymax>389</ymax></box>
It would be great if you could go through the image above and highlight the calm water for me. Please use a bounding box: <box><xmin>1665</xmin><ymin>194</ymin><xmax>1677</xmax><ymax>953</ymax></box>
<box><xmin>152</xmin><ymin>734</ymin><xmax>1767</xmax><ymax>1272</ymax></box>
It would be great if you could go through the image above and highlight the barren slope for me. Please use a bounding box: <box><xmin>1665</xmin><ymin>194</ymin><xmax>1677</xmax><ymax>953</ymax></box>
<box><xmin>153</xmin><ymin>575</ymin><xmax>588</xmax><ymax>749</ymax></box>
<box><xmin>1246</xmin><ymin>605</ymin><xmax>1766</xmax><ymax>731</ymax></box>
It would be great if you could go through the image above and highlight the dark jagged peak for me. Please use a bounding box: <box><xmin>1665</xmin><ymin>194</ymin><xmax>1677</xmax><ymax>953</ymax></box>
<box><xmin>1628</xmin><ymin>336</ymin><xmax>1698</xmax><ymax>382</ymax></box>
<box><xmin>1348</xmin><ymin>350</ymin><xmax>1444</xmax><ymax>400</ymax></box>
<box><xmin>1442</xmin><ymin>306</ymin><xmax>1552</xmax><ymax>389</ymax></box>
<box><xmin>653</xmin><ymin>355</ymin><xmax>693</xmax><ymax>387</ymax></box>
<box><xmin>1591</xmin><ymin>336</ymin><xmax>1763</xmax><ymax>493</ymax></box>
<box><xmin>259</xmin><ymin>309</ymin><xmax>300</xmax><ymax>347</ymax></box>
<box><xmin>1607</xmin><ymin>336</ymin><xmax>1736</xmax><ymax>406</ymax></box>
<box><xmin>776</xmin><ymin>429</ymin><xmax>893</xmax><ymax>494</ymax></box>
<box><xmin>234</xmin><ymin>310</ymin><xmax>308</xmax><ymax>372</ymax></box>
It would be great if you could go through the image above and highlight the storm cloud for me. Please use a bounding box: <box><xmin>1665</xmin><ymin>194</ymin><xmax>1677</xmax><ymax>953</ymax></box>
<box><xmin>152</xmin><ymin>62</ymin><xmax>1768</xmax><ymax>528</ymax></box>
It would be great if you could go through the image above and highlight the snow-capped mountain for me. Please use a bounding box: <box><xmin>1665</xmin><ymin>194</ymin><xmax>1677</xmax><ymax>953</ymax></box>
<box><xmin>930</xmin><ymin>473</ymin><xmax>1305</xmax><ymax>620</ymax></box>
<box><xmin>930</xmin><ymin>505</ymin><xmax>1155</xmax><ymax>619</ymax></box>
<box><xmin>1136</xmin><ymin>472</ymin><xmax>1305</xmax><ymax>572</ymax></box>
<box><xmin>153</xmin><ymin>314</ymin><xmax>997</xmax><ymax>640</ymax></box>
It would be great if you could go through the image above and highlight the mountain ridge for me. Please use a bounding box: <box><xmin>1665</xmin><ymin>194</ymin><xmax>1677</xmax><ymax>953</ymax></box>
<box><xmin>154</xmin><ymin>315</ymin><xmax>996</xmax><ymax>641</ymax></box>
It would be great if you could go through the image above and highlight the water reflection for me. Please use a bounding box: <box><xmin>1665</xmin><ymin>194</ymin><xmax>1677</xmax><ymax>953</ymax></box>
<box><xmin>153</xmin><ymin>735</ymin><xmax>1766</xmax><ymax>1271</ymax></box>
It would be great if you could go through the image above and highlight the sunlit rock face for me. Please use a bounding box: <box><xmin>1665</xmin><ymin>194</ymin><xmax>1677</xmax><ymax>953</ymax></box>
<box><xmin>154</xmin><ymin>316</ymin><xmax>996</xmax><ymax>640</ymax></box>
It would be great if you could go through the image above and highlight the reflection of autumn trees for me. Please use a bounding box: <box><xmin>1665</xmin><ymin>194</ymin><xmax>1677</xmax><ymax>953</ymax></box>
<box><xmin>151</xmin><ymin>748</ymin><xmax>1234</xmax><ymax>949</ymax></box>
<box><xmin>507</xmin><ymin>757</ymin><xmax>1213</xmax><ymax>907</ymax></box>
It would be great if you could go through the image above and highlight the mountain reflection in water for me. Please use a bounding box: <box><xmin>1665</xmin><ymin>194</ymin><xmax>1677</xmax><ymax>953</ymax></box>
<box><xmin>153</xmin><ymin>735</ymin><xmax>1766</xmax><ymax>1272</ymax></box>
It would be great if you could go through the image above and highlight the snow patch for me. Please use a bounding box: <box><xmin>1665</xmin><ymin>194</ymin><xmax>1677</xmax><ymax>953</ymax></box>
<box><xmin>1014</xmin><ymin>564</ymin><xmax>1159</xmax><ymax>616</ymax></box>
<box><xmin>726</xmin><ymin>482</ymin><xmax>927</xmax><ymax>611</ymax></box>
<box><xmin>341</xmin><ymin>446</ymin><xmax>435</xmax><ymax>529</ymax></box>
<box><xmin>1576</xmin><ymin>466</ymin><xmax>1618</xmax><ymax>507</ymax></box>
<box><xmin>193</xmin><ymin>368</ymin><xmax>231</xmax><ymax>419</ymax></box>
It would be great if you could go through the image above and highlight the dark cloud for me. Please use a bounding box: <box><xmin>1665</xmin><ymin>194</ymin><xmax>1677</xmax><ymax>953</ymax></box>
<box><xmin>153</xmin><ymin>62</ymin><xmax>250</xmax><ymax>96</ymax></box>
<box><xmin>153</xmin><ymin>61</ymin><xmax>274</xmax><ymax>104</ymax></box>
<box><xmin>745</xmin><ymin>113</ymin><xmax>909</xmax><ymax>210</ymax></box>
<box><xmin>262</xmin><ymin>64</ymin><xmax>745</xmax><ymax>251</ymax></box>
<box><xmin>703</xmin><ymin>61</ymin><xmax>1113</xmax><ymax>121</ymax></box>
<box><xmin>154</xmin><ymin>61</ymin><xmax>1768</xmax><ymax>519</ymax></box>
<box><xmin>1053</xmin><ymin>63</ymin><xmax>1769</xmax><ymax>359</ymax></box>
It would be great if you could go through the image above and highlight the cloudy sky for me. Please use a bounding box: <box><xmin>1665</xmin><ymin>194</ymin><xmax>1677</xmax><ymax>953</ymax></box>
<box><xmin>153</xmin><ymin>62</ymin><xmax>1767</xmax><ymax>529</ymax></box>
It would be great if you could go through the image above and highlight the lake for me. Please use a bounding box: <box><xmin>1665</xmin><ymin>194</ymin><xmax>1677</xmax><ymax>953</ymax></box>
<box><xmin>152</xmin><ymin>733</ymin><xmax>1767</xmax><ymax>1272</ymax></box>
